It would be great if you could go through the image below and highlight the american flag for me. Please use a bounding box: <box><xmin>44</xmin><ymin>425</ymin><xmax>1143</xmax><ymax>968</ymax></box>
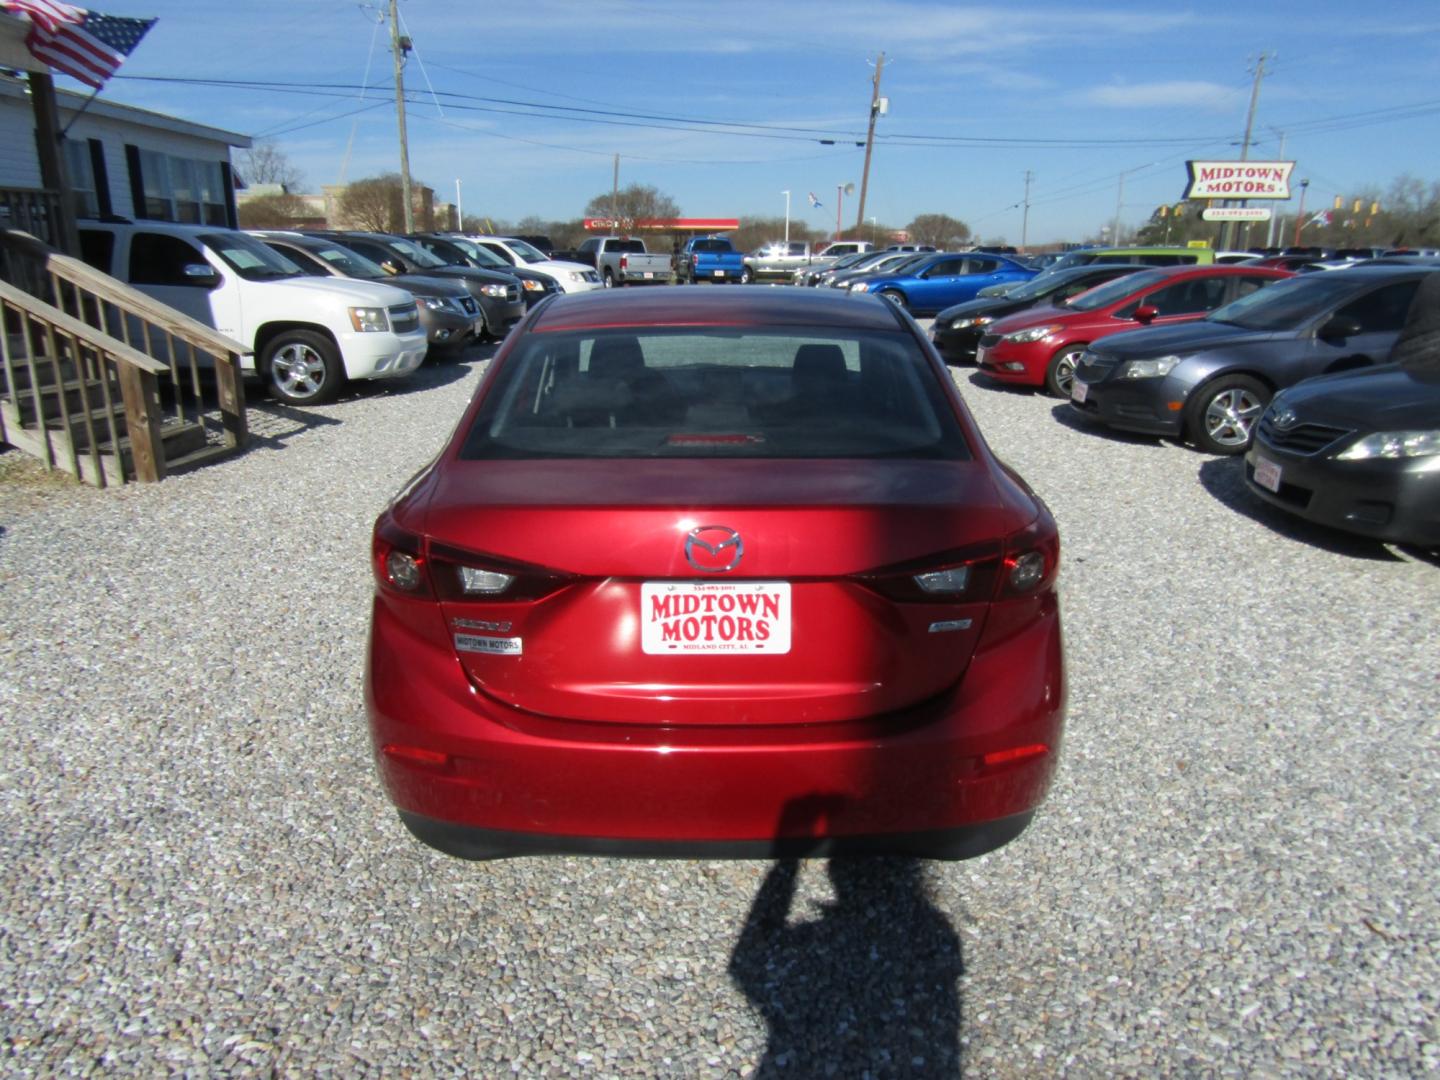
<box><xmin>807</xmin><ymin>191</ymin><xmax>822</xmax><ymax>209</ymax></box>
<box><xmin>1</xmin><ymin>1</ymin><xmax>154</xmax><ymax>89</ymax></box>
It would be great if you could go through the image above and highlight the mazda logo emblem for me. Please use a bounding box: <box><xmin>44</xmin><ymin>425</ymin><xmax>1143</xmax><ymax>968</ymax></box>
<box><xmin>685</xmin><ymin>525</ymin><xmax>743</xmax><ymax>573</ymax></box>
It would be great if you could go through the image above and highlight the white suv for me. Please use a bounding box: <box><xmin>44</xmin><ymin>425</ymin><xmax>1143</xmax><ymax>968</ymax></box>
<box><xmin>462</xmin><ymin>235</ymin><xmax>602</xmax><ymax>293</ymax></box>
<box><xmin>78</xmin><ymin>221</ymin><xmax>428</xmax><ymax>405</ymax></box>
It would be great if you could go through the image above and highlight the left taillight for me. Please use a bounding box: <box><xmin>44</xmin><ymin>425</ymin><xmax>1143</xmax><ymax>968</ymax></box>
<box><xmin>374</xmin><ymin>517</ymin><xmax>433</xmax><ymax>597</ymax></box>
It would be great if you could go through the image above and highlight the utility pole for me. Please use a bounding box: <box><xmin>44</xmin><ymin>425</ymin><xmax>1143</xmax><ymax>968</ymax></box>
<box><xmin>1264</xmin><ymin>128</ymin><xmax>1286</xmax><ymax>248</ymax></box>
<box><xmin>389</xmin><ymin>0</ymin><xmax>414</xmax><ymax>233</ymax></box>
<box><xmin>612</xmin><ymin>154</ymin><xmax>620</xmax><ymax>229</ymax></box>
<box><xmin>1226</xmin><ymin>52</ymin><xmax>1267</xmax><ymax>250</ymax></box>
<box><xmin>1021</xmin><ymin>170</ymin><xmax>1033</xmax><ymax>252</ymax></box>
<box><xmin>1113</xmin><ymin>170</ymin><xmax>1126</xmax><ymax>247</ymax></box>
<box><xmin>853</xmin><ymin>52</ymin><xmax>885</xmax><ymax>233</ymax></box>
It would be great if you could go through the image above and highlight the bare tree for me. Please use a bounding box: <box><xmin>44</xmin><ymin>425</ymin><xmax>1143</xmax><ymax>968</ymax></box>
<box><xmin>239</xmin><ymin>140</ymin><xmax>304</xmax><ymax>191</ymax></box>
<box><xmin>336</xmin><ymin>174</ymin><xmax>437</xmax><ymax>233</ymax></box>
<box><xmin>906</xmin><ymin>213</ymin><xmax>971</xmax><ymax>249</ymax></box>
<box><xmin>237</xmin><ymin>192</ymin><xmax>312</xmax><ymax>229</ymax></box>
<box><xmin>583</xmin><ymin>184</ymin><xmax>680</xmax><ymax>233</ymax></box>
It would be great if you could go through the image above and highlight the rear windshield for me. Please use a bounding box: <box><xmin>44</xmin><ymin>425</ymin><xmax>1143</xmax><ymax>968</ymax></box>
<box><xmin>1065</xmin><ymin>269</ymin><xmax>1169</xmax><ymax>311</ymax></box>
<box><xmin>460</xmin><ymin>328</ymin><xmax>970</xmax><ymax>461</ymax></box>
<box><xmin>607</xmin><ymin>239</ymin><xmax>647</xmax><ymax>254</ymax></box>
<box><xmin>690</xmin><ymin>239</ymin><xmax>733</xmax><ymax>252</ymax></box>
<box><xmin>1206</xmin><ymin>275</ymin><xmax>1365</xmax><ymax>331</ymax></box>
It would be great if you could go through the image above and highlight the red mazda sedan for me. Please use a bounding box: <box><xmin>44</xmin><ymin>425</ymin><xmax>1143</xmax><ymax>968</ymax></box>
<box><xmin>366</xmin><ymin>287</ymin><xmax>1064</xmax><ymax>860</ymax></box>
<box><xmin>976</xmin><ymin>265</ymin><xmax>1292</xmax><ymax>397</ymax></box>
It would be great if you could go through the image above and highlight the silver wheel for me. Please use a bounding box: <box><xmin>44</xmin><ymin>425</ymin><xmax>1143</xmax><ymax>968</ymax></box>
<box><xmin>262</xmin><ymin>329</ymin><xmax>342</xmax><ymax>406</ymax></box>
<box><xmin>1203</xmin><ymin>388</ymin><xmax>1265</xmax><ymax>447</ymax></box>
<box><xmin>1186</xmin><ymin>374</ymin><xmax>1270</xmax><ymax>454</ymax></box>
<box><xmin>1045</xmin><ymin>346</ymin><xmax>1085</xmax><ymax>398</ymax></box>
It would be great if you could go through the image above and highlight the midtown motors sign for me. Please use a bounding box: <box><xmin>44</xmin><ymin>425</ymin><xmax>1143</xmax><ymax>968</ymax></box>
<box><xmin>1184</xmin><ymin>161</ymin><xmax>1295</xmax><ymax>200</ymax></box>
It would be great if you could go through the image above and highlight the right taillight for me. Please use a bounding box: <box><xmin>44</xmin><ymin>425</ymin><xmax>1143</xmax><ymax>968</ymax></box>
<box><xmin>857</xmin><ymin>510</ymin><xmax>1059</xmax><ymax>604</ymax></box>
<box><xmin>998</xmin><ymin>511</ymin><xmax>1060</xmax><ymax>598</ymax></box>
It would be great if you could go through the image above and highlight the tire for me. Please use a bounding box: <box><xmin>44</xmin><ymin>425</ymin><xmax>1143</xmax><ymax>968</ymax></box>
<box><xmin>262</xmin><ymin>329</ymin><xmax>343</xmax><ymax>406</ymax></box>
<box><xmin>1044</xmin><ymin>345</ymin><xmax>1087</xmax><ymax>399</ymax></box>
<box><xmin>741</xmin><ymin>266</ymin><xmax>754</xmax><ymax>284</ymax></box>
<box><xmin>878</xmin><ymin>289</ymin><xmax>908</xmax><ymax>310</ymax></box>
<box><xmin>602</xmin><ymin>269</ymin><xmax>615</xmax><ymax>289</ymax></box>
<box><xmin>1185</xmin><ymin>374</ymin><xmax>1270</xmax><ymax>455</ymax></box>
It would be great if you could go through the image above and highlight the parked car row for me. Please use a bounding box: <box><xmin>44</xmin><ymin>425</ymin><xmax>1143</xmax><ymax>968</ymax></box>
<box><xmin>938</xmin><ymin>259</ymin><xmax>1439</xmax><ymax>546</ymax></box>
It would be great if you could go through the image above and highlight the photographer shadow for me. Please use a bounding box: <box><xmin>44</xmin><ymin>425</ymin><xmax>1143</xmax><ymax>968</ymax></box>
<box><xmin>728</xmin><ymin>796</ymin><xmax>964</xmax><ymax>1077</ymax></box>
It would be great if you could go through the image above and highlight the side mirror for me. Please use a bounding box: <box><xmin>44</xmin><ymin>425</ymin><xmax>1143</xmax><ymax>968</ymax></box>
<box><xmin>1319</xmin><ymin>315</ymin><xmax>1362</xmax><ymax>341</ymax></box>
<box><xmin>182</xmin><ymin>263</ymin><xmax>220</xmax><ymax>287</ymax></box>
<box><xmin>1133</xmin><ymin>304</ymin><xmax>1159</xmax><ymax>324</ymax></box>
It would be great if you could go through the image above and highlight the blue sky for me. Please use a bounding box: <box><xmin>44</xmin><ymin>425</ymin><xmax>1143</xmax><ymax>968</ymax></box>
<box><xmin>70</xmin><ymin>0</ymin><xmax>1440</xmax><ymax>243</ymax></box>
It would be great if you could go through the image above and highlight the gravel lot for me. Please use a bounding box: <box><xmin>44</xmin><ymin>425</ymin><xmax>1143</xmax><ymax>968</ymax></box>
<box><xmin>1</xmin><ymin>322</ymin><xmax>1436</xmax><ymax>1078</ymax></box>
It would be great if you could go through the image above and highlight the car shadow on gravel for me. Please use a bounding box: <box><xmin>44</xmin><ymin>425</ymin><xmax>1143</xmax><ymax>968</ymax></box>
<box><xmin>964</xmin><ymin>371</ymin><xmax>1043</xmax><ymax>397</ymax></box>
<box><xmin>1047</xmin><ymin>403</ymin><xmax>1173</xmax><ymax>448</ymax></box>
<box><xmin>1197</xmin><ymin>457</ymin><xmax>1405</xmax><ymax>561</ymax></box>
<box><xmin>728</xmin><ymin>801</ymin><xmax>964</xmax><ymax>1077</ymax></box>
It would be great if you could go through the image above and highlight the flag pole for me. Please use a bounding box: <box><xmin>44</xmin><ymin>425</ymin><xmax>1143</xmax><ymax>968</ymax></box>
<box><xmin>58</xmin><ymin>85</ymin><xmax>102</xmax><ymax>138</ymax></box>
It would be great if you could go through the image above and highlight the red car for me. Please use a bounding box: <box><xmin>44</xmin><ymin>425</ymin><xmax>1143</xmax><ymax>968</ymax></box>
<box><xmin>366</xmin><ymin>287</ymin><xmax>1065</xmax><ymax>860</ymax></box>
<box><xmin>976</xmin><ymin>265</ymin><xmax>1292</xmax><ymax>397</ymax></box>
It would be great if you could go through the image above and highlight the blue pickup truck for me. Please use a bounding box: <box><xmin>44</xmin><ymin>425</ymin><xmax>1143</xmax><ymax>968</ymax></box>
<box><xmin>678</xmin><ymin>236</ymin><xmax>746</xmax><ymax>284</ymax></box>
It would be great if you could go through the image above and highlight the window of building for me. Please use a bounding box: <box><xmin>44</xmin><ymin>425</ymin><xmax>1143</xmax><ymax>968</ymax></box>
<box><xmin>136</xmin><ymin>149</ymin><xmax>227</xmax><ymax>225</ymax></box>
<box><xmin>63</xmin><ymin>138</ymin><xmax>99</xmax><ymax>219</ymax></box>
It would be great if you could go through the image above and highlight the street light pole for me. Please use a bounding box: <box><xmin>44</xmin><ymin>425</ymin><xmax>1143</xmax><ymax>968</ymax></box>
<box><xmin>1292</xmin><ymin>178</ymin><xmax>1310</xmax><ymax>247</ymax></box>
<box><xmin>835</xmin><ymin>184</ymin><xmax>843</xmax><ymax>242</ymax></box>
<box><xmin>782</xmin><ymin>190</ymin><xmax>790</xmax><ymax>243</ymax></box>
<box><xmin>454</xmin><ymin>178</ymin><xmax>462</xmax><ymax>231</ymax></box>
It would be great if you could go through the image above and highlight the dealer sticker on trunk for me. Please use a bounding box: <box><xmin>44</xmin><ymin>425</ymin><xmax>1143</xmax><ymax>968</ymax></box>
<box><xmin>455</xmin><ymin>633</ymin><xmax>522</xmax><ymax>656</ymax></box>
<box><xmin>641</xmin><ymin>582</ymin><xmax>791</xmax><ymax>655</ymax></box>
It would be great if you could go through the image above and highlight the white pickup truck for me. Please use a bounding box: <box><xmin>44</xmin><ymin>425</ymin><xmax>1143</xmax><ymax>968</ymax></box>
<box><xmin>77</xmin><ymin>221</ymin><xmax>428</xmax><ymax>405</ymax></box>
<box><xmin>574</xmin><ymin>236</ymin><xmax>673</xmax><ymax>287</ymax></box>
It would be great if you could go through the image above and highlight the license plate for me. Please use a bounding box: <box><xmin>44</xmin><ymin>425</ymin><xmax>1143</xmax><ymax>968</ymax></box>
<box><xmin>1071</xmin><ymin>380</ymin><xmax>1088</xmax><ymax>403</ymax></box>
<box><xmin>643</xmin><ymin>272</ymin><xmax>655</xmax><ymax>279</ymax></box>
<box><xmin>641</xmin><ymin>581</ymin><xmax>791</xmax><ymax>655</ymax></box>
<box><xmin>975</xmin><ymin>345</ymin><xmax>987</xmax><ymax>366</ymax></box>
<box><xmin>1253</xmin><ymin>456</ymin><xmax>1282</xmax><ymax>493</ymax></box>
<box><xmin>713</xmin><ymin>270</ymin><xmax>725</xmax><ymax>277</ymax></box>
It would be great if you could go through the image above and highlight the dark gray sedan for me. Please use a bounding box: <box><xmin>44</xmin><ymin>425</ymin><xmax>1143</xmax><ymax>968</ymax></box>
<box><xmin>1069</xmin><ymin>266</ymin><xmax>1434</xmax><ymax>453</ymax></box>
<box><xmin>1244</xmin><ymin>363</ymin><xmax>1440</xmax><ymax>546</ymax></box>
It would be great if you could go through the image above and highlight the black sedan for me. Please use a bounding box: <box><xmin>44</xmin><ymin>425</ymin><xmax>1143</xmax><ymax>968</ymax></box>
<box><xmin>1244</xmin><ymin>364</ymin><xmax>1440</xmax><ymax>546</ymax></box>
<box><xmin>930</xmin><ymin>264</ymin><xmax>1146</xmax><ymax>364</ymax></box>
<box><xmin>407</xmin><ymin>233</ymin><xmax>561</xmax><ymax>310</ymax></box>
<box><xmin>322</xmin><ymin>231</ymin><xmax>526</xmax><ymax>340</ymax></box>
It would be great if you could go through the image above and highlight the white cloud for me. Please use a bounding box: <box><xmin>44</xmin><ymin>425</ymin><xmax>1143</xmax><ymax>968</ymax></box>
<box><xmin>1081</xmin><ymin>81</ymin><xmax>1245</xmax><ymax>111</ymax></box>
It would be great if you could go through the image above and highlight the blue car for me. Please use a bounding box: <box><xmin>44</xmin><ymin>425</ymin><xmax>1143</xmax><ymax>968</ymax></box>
<box><xmin>848</xmin><ymin>252</ymin><xmax>1037</xmax><ymax>315</ymax></box>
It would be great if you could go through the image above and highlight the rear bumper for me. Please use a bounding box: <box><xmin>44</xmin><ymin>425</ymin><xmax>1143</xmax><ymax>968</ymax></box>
<box><xmin>398</xmin><ymin>810</ymin><xmax>1035</xmax><ymax>861</ymax></box>
<box><xmin>365</xmin><ymin>593</ymin><xmax>1066</xmax><ymax>860</ymax></box>
<box><xmin>688</xmin><ymin>265</ymin><xmax>745</xmax><ymax>282</ymax></box>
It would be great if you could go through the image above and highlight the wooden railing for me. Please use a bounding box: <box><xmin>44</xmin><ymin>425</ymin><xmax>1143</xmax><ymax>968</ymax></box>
<box><xmin>0</xmin><ymin>228</ymin><xmax>249</xmax><ymax>486</ymax></box>
<box><xmin>0</xmin><ymin>187</ymin><xmax>66</xmax><ymax>252</ymax></box>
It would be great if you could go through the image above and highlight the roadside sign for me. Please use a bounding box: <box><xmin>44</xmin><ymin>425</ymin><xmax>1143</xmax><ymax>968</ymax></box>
<box><xmin>1201</xmin><ymin>207</ymin><xmax>1274</xmax><ymax>222</ymax></box>
<box><xmin>1184</xmin><ymin>161</ymin><xmax>1295</xmax><ymax>200</ymax></box>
